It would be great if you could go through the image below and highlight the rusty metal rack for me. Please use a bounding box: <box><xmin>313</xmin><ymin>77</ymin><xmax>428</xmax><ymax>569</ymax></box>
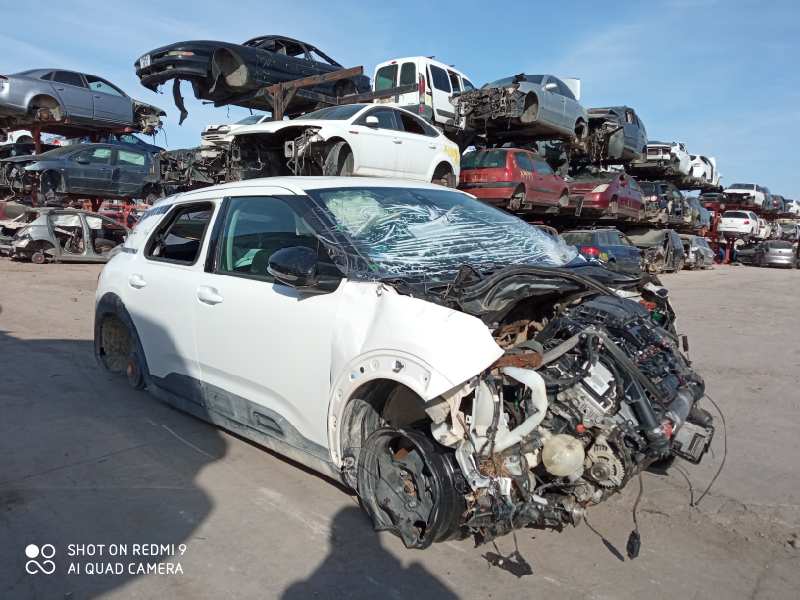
<box><xmin>214</xmin><ymin>65</ymin><xmax>417</xmax><ymax>121</ymax></box>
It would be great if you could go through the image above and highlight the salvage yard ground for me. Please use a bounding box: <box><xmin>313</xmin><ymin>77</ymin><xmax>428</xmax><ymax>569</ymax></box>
<box><xmin>0</xmin><ymin>261</ymin><xmax>798</xmax><ymax>599</ymax></box>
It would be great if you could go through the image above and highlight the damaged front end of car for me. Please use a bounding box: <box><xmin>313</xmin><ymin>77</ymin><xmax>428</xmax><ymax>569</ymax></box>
<box><xmin>132</xmin><ymin>100</ymin><xmax>166</xmax><ymax>136</ymax></box>
<box><xmin>351</xmin><ymin>267</ymin><xmax>713</xmax><ymax>549</ymax></box>
<box><xmin>454</xmin><ymin>84</ymin><xmax>528</xmax><ymax>127</ymax></box>
<box><xmin>229</xmin><ymin>127</ymin><xmax>328</xmax><ymax>181</ymax></box>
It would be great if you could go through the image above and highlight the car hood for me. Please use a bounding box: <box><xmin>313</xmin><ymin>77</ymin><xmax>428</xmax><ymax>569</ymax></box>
<box><xmin>0</xmin><ymin>154</ymin><xmax>37</xmax><ymax>164</ymax></box>
<box><xmin>233</xmin><ymin>119</ymin><xmax>327</xmax><ymax>137</ymax></box>
<box><xmin>138</xmin><ymin>40</ymin><xmax>238</xmax><ymax>59</ymax></box>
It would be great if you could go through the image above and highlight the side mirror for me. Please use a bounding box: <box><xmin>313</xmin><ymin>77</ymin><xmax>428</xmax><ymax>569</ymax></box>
<box><xmin>76</xmin><ymin>157</ymin><xmax>90</xmax><ymax>165</ymax></box>
<box><xmin>544</xmin><ymin>82</ymin><xmax>558</xmax><ymax>91</ymax></box>
<box><xmin>268</xmin><ymin>246</ymin><xmax>319</xmax><ymax>289</ymax></box>
<box><xmin>365</xmin><ymin>115</ymin><xmax>380</xmax><ymax>128</ymax></box>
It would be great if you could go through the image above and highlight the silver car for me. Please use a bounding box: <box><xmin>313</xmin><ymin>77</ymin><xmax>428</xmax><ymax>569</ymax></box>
<box><xmin>0</xmin><ymin>69</ymin><xmax>164</xmax><ymax>135</ymax></box>
<box><xmin>454</xmin><ymin>73</ymin><xmax>588</xmax><ymax>144</ymax></box>
<box><xmin>680</xmin><ymin>234</ymin><xmax>715</xmax><ymax>269</ymax></box>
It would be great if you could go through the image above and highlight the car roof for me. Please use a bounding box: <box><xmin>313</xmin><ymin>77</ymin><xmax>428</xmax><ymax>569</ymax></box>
<box><xmin>375</xmin><ymin>57</ymin><xmax>470</xmax><ymax>78</ymax></box>
<box><xmin>162</xmin><ymin>176</ymin><xmax>467</xmax><ymax>206</ymax></box>
<box><xmin>242</xmin><ymin>34</ymin><xmax>307</xmax><ymax>47</ymax></box>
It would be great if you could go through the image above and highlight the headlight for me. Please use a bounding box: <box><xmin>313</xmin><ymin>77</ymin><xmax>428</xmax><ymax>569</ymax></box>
<box><xmin>217</xmin><ymin>126</ymin><xmax>230</xmax><ymax>133</ymax></box>
<box><xmin>591</xmin><ymin>184</ymin><xmax>610</xmax><ymax>193</ymax></box>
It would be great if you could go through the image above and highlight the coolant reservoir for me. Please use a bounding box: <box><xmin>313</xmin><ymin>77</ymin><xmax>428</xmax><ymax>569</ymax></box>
<box><xmin>542</xmin><ymin>434</ymin><xmax>585</xmax><ymax>477</ymax></box>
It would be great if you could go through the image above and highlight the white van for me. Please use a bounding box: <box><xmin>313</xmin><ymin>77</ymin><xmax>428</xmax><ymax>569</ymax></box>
<box><xmin>372</xmin><ymin>57</ymin><xmax>476</xmax><ymax>130</ymax></box>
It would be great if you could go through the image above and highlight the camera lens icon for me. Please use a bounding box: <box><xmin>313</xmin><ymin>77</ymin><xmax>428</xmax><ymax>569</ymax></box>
<box><xmin>25</xmin><ymin>544</ymin><xmax>56</xmax><ymax>575</ymax></box>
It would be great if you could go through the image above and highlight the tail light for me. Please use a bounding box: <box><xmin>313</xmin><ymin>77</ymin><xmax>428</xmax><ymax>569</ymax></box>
<box><xmin>743</xmin><ymin>220</ymin><xmax>750</xmax><ymax>224</ymax></box>
<box><xmin>580</xmin><ymin>246</ymin><xmax>602</xmax><ymax>258</ymax></box>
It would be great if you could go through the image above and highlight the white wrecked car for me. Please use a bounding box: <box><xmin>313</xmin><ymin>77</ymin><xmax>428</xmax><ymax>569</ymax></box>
<box><xmin>94</xmin><ymin>177</ymin><xmax>714</xmax><ymax>548</ymax></box>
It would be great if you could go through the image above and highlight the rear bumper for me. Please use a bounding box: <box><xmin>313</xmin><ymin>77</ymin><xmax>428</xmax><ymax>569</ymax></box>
<box><xmin>458</xmin><ymin>182</ymin><xmax>515</xmax><ymax>204</ymax></box>
<box><xmin>763</xmin><ymin>255</ymin><xmax>796</xmax><ymax>267</ymax></box>
<box><xmin>567</xmin><ymin>192</ymin><xmax>610</xmax><ymax>215</ymax></box>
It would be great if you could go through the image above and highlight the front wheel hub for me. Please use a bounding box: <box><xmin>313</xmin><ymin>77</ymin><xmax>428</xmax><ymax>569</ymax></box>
<box><xmin>357</xmin><ymin>428</ymin><xmax>465</xmax><ymax>549</ymax></box>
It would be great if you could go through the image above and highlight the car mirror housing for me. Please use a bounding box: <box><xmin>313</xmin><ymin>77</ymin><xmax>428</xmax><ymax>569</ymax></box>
<box><xmin>268</xmin><ymin>246</ymin><xmax>319</xmax><ymax>289</ymax></box>
<box><xmin>544</xmin><ymin>82</ymin><xmax>558</xmax><ymax>91</ymax></box>
<box><xmin>76</xmin><ymin>157</ymin><xmax>90</xmax><ymax>165</ymax></box>
<box><xmin>365</xmin><ymin>115</ymin><xmax>380</xmax><ymax>127</ymax></box>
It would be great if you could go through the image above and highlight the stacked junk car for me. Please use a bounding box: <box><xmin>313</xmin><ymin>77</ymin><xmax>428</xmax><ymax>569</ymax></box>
<box><xmin>7</xmin><ymin>18</ymin><xmax>797</xmax><ymax>560</ymax></box>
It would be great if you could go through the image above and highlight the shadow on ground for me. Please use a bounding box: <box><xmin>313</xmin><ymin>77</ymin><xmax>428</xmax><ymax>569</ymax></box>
<box><xmin>0</xmin><ymin>329</ymin><xmax>225</xmax><ymax>598</ymax></box>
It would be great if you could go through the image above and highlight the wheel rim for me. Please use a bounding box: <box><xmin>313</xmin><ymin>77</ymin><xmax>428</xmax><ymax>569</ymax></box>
<box><xmin>357</xmin><ymin>428</ymin><xmax>464</xmax><ymax>549</ymax></box>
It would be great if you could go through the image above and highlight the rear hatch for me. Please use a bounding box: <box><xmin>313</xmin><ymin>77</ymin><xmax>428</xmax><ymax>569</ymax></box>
<box><xmin>767</xmin><ymin>241</ymin><xmax>794</xmax><ymax>256</ymax></box>
<box><xmin>568</xmin><ymin>176</ymin><xmax>610</xmax><ymax>195</ymax></box>
<box><xmin>459</xmin><ymin>150</ymin><xmax>511</xmax><ymax>184</ymax></box>
<box><xmin>719</xmin><ymin>211</ymin><xmax>751</xmax><ymax>230</ymax></box>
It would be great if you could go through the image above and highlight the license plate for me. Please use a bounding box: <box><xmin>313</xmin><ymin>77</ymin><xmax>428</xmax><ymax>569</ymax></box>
<box><xmin>140</xmin><ymin>54</ymin><xmax>151</xmax><ymax>68</ymax></box>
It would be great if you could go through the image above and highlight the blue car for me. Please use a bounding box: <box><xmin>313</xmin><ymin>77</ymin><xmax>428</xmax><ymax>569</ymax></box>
<box><xmin>562</xmin><ymin>228</ymin><xmax>642</xmax><ymax>275</ymax></box>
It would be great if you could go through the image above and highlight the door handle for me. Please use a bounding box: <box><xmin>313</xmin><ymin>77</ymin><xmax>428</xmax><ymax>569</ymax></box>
<box><xmin>128</xmin><ymin>274</ymin><xmax>146</xmax><ymax>289</ymax></box>
<box><xmin>428</xmin><ymin>143</ymin><xmax>437</xmax><ymax>149</ymax></box>
<box><xmin>197</xmin><ymin>286</ymin><xmax>224</xmax><ymax>305</ymax></box>
<box><xmin>392</xmin><ymin>138</ymin><xmax>402</xmax><ymax>144</ymax></box>
<box><xmin>55</xmin><ymin>87</ymin><xmax>64</xmax><ymax>91</ymax></box>
<box><xmin>94</xmin><ymin>94</ymin><xmax>101</xmax><ymax>98</ymax></box>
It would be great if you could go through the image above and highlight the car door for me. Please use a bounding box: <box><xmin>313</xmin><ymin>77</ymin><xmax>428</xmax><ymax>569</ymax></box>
<box><xmin>512</xmin><ymin>152</ymin><xmax>535</xmax><ymax>204</ymax></box>
<box><xmin>428</xmin><ymin>64</ymin><xmax>453</xmax><ymax>124</ymax></box>
<box><xmin>67</xmin><ymin>147</ymin><xmax>116</xmax><ymax>194</ymax></box>
<box><xmin>393</xmin><ymin>109</ymin><xmax>440</xmax><ymax>180</ymax></box>
<box><xmin>350</xmin><ymin>107</ymin><xmax>401</xmax><ymax>176</ymax></box>
<box><xmin>540</xmin><ymin>76</ymin><xmax>564</xmax><ymax>127</ymax></box>
<box><xmin>49</xmin><ymin>71</ymin><xmax>93</xmax><ymax>119</ymax></box>
<box><xmin>114</xmin><ymin>148</ymin><xmax>149</xmax><ymax>197</ymax></box>
<box><xmin>531</xmin><ymin>157</ymin><xmax>560</xmax><ymax>206</ymax></box>
<box><xmin>127</xmin><ymin>201</ymin><xmax>217</xmax><ymax>400</ymax></box>
<box><xmin>84</xmin><ymin>74</ymin><xmax>133</xmax><ymax>124</ymax></box>
<box><xmin>192</xmin><ymin>193</ymin><xmax>342</xmax><ymax>450</ymax></box>
<box><xmin>554</xmin><ymin>77</ymin><xmax>581</xmax><ymax>130</ymax></box>
<box><xmin>607</xmin><ymin>230</ymin><xmax>639</xmax><ymax>273</ymax></box>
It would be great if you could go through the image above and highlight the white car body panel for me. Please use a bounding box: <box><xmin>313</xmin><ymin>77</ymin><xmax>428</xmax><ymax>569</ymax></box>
<box><xmin>232</xmin><ymin>106</ymin><xmax>460</xmax><ymax>183</ymax></box>
<box><xmin>97</xmin><ymin>178</ymin><xmax>502</xmax><ymax>471</ymax></box>
<box><xmin>723</xmin><ymin>185</ymin><xmax>766</xmax><ymax>207</ymax></box>
<box><xmin>718</xmin><ymin>210</ymin><xmax>759</xmax><ymax>236</ymax></box>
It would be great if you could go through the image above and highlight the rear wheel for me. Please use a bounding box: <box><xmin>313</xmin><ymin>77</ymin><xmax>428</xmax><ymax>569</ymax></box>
<box><xmin>31</xmin><ymin>251</ymin><xmax>46</xmax><ymax>265</ymax></box>
<box><xmin>431</xmin><ymin>164</ymin><xmax>455</xmax><ymax>188</ymax></box>
<box><xmin>509</xmin><ymin>186</ymin><xmax>525</xmax><ymax>211</ymax></box>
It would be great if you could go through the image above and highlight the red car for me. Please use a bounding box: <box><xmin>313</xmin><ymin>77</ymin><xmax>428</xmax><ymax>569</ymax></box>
<box><xmin>458</xmin><ymin>148</ymin><xmax>569</xmax><ymax>213</ymax></box>
<box><xmin>566</xmin><ymin>172</ymin><xmax>644</xmax><ymax>220</ymax></box>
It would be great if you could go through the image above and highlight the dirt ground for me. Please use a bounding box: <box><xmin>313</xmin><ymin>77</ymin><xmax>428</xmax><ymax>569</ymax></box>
<box><xmin>0</xmin><ymin>260</ymin><xmax>798</xmax><ymax>599</ymax></box>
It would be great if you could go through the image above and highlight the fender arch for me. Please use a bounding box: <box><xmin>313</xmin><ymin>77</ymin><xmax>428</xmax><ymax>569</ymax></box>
<box><xmin>327</xmin><ymin>349</ymin><xmax>457</xmax><ymax>466</ymax></box>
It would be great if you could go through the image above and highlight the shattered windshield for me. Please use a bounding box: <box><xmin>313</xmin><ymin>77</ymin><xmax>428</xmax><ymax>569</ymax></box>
<box><xmin>306</xmin><ymin>187</ymin><xmax>577</xmax><ymax>281</ymax></box>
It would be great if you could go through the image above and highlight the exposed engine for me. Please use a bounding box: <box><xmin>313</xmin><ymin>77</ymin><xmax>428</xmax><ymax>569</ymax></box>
<box><xmin>355</xmin><ymin>272</ymin><xmax>714</xmax><ymax>548</ymax></box>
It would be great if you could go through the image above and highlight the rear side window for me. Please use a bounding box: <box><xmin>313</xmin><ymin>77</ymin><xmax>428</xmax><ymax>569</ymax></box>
<box><xmin>461</xmin><ymin>150</ymin><xmax>507</xmax><ymax>169</ymax></box>
<box><xmin>396</xmin><ymin>111</ymin><xmax>438</xmax><ymax>137</ymax></box>
<box><xmin>429</xmin><ymin>65</ymin><xmax>451</xmax><ymax>92</ymax></box>
<box><xmin>216</xmin><ymin>196</ymin><xmax>322</xmax><ymax>281</ymax></box>
<box><xmin>515</xmin><ymin>152</ymin><xmax>534</xmax><ymax>171</ymax></box>
<box><xmin>118</xmin><ymin>150</ymin><xmax>146</xmax><ymax>166</ymax></box>
<box><xmin>399</xmin><ymin>63</ymin><xmax>416</xmax><ymax>86</ymax></box>
<box><xmin>374</xmin><ymin>65</ymin><xmax>397</xmax><ymax>91</ymax></box>
<box><xmin>533</xmin><ymin>159</ymin><xmax>553</xmax><ymax>175</ymax></box>
<box><xmin>53</xmin><ymin>71</ymin><xmax>86</xmax><ymax>87</ymax></box>
<box><xmin>146</xmin><ymin>203</ymin><xmax>213</xmax><ymax>265</ymax></box>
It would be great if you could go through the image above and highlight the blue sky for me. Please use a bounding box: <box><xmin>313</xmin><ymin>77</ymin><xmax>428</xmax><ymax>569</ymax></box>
<box><xmin>4</xmin><ymin>0</ymin><xmax>798</xmax><ymax>197</ymax></box>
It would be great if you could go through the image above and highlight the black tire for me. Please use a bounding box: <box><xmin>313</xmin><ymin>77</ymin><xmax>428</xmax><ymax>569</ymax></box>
<box><xmin>508</xmin><ymin>186</ymin><xmax>524</xmax><ymax>211</ymax></box>
<box><xmin>431</xmin><ymin>164</ymin><xmax>456</xmax><ymax>188</ymax></box>
<box><xmin>323</xmin><ymin>141</ymin><xmax>354</xmax><ymax>176</ymax></box>
<box><xmin>356</xmin><ymin>427</ymin><xmax>465</xmax><ymax>549</ymax></box>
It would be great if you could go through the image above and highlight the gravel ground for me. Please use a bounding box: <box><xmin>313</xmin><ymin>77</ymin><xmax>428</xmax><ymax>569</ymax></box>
<box><xmin>0</xmin><ymin>260</ymin><xmax>798</xmax><ymax>599</ymax></box>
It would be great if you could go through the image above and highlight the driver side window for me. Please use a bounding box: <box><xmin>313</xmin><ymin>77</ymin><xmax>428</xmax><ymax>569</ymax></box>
<box><xmin>215</xmin><ymin>196</ymin><xmax>323</xmax><ymax>282</ymax></box>
<box><xmin>355</xmin><ymin>107</ymin><xmax>399</xmax><ymax>130</ymax></box>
